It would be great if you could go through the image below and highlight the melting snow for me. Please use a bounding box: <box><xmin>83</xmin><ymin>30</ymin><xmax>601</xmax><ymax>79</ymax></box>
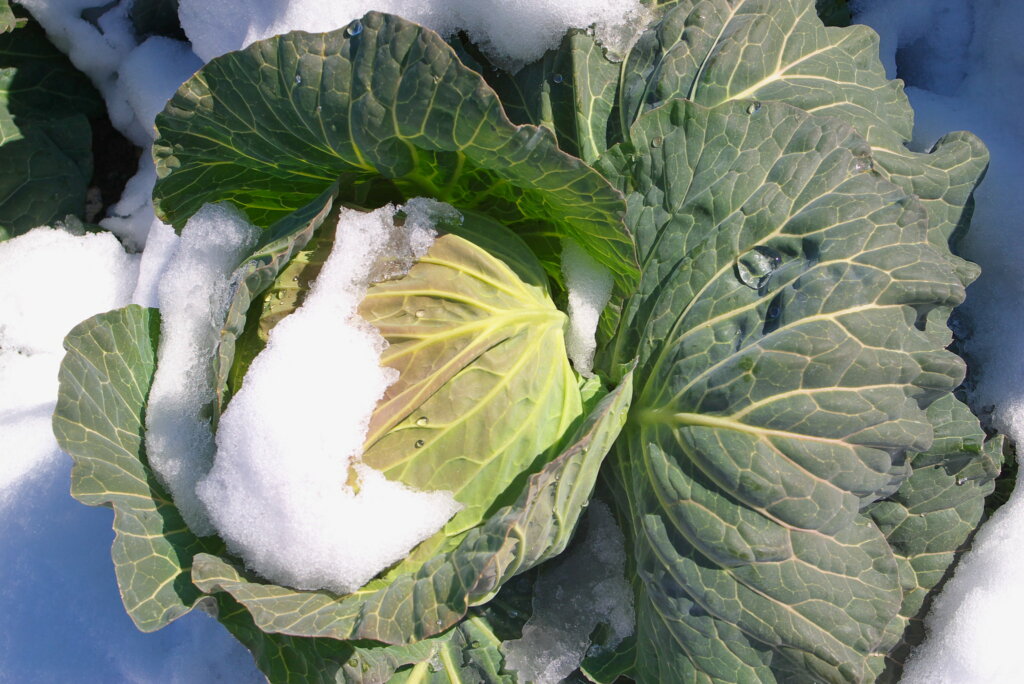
<box><xmin>504</xmin><ymin>501</ymin><xmax>634</xmax><ymax>683</ymax></box>
<box><xmin>562</xmin><ymin>240</ymin><xmax>613</xmax><ymax>377</ymax></box>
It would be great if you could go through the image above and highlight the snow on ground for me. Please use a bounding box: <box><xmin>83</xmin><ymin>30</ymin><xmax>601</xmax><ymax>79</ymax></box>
<box><xmin>0</xmin><ymin>227</ymin><xmax>261</xmax><ymax>682</ymax></box>
<box><xmin>198</xmin><ymin>200</ymin><xmax>461</xmax><ymax>594</ymax></box>
<box><xmin>0</xmin><ymin>457</ymin><xmax>262</xmax><ymax>684</ymax></box>
<box><xmin>0</xmin><ymin>228</ymin><xmax>139</xmax><ymax>502</ymax></box>
<box><xmin>852</xmin><ymin>1</ymin><xmax>1024</xmax><ymax>681</ymax></box>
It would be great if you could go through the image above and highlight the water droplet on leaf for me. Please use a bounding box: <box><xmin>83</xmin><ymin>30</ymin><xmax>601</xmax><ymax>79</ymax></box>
<box><xmin>551</xmin><ymin>73</ymin><xmax>563</xmax><ymax>84</ymax></box>
<box><xmin>735</xmin><ymin>246</ymin><xmax>783</xmax><ymax>290</ymax></box>
<box><xmin>956</xmin><ymin>477</ymin><xmax>967</xmax><ymax>486</ymax></box>
<box><xmin>294</xmin><ymin>74</ymin><xmax>302</xmax><ymax>85</ymax></box>
<box><xmin>346</xmin><ymin>20</ymin><xmax>363</xmax><ymax>37</ymax></box>
<box><xmin>415</xmin><ymin>439</ymin><xmax>425</xmax><ymax>448</ymax></box>
<box><xmin>316</xmin><ymin>105</ymin><xmax>322</xmax><ymax>113</ymax></box>
<box><xmin>850</xmin><ymin>142</ymin><xmax>873</xmax><ymax>173</ymax></box>
<box><xmin>416</xmin><ymin>416</ymin><xmax>428</xmax><ymax>426</ymax></box>
<box><xmin>415</xmin><ymin>309</ymin><xmax>425</xmax><ymax>318</ymax></box>
<box><xmin>651</xmin><ymin>136</ymin><xmax>663</xmax><ymax>148</ymax></box>
<box><xmin>747</xmin><ymin>102</ymin><xmax>762</xmax><ymax>114</ymax></box>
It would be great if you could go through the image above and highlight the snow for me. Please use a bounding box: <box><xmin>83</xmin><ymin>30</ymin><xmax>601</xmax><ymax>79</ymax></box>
<box><xmin>504</xmin><ymin>501</ymin><xmax>634</xmax><ymax>684</ymax></box>
<box><xmin>197</xmin><ymin>199</ymin><xmax>461</xmax><ymax>593</ymax></box>
<box><xmin>0</xmin><ymin>226</ymin><xmax>260</xmax><ymax>682</ymax></box>
<box><xmin>100</xmin><ymin>156</ymin><xmax>161</xmax><ymax>252</ymax></box>
<box><xmin>851</xmin><ymin>1</ymin><xmax>1024</xmax><ymax>681</ymax></box>
<box><xmin>179</xmin><ymin>0</ymin><xmax>648</xmax><ymax>69</ymax></box>
<box><xmin>0</xmin><ymin>228</ymin><xmax>139</xmax><ymax>501</ymax></box>
<box><xmin>0</xmin><ymin>463</ymin><xmax>263</xmax><ymax>684</ymax></box>
<box><xmin>145</xmin><ymin>203</ymin><xmax>260</xmax><ymax>536</ymax></box>
<box><xmin>562</xmin><ymin>240</ymin><xmax>613</xmax><ymax>377</ymax></box>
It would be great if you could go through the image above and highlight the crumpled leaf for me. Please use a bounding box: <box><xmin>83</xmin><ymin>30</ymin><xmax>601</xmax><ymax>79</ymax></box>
<box><xmin>190</xmin><ymin>369</ymin><xmax>632</xmax><ymax>645</ymax></box>
<box><xmin>596</xmin><ymin>98</ymin><xmax>969</xmax><ymax>682</ymax></box>
<box><xmin>617</xmin><ymin>0</ymin><xmax>986</xmax><ymax>282</ymax></box>
<box><xmin>53</xmin><ymin>305</ymin><xmax>225</xmax><ymax>631</ymax></box>
<box><xmin>152</xmin><ymin>12</ymin><xmax>638</xmax><ymax>296</ymax></box>
<box><xmin>865</xmin><ymin>393</ymin><xmax>1004</xmax><ymax>681</ymax></box>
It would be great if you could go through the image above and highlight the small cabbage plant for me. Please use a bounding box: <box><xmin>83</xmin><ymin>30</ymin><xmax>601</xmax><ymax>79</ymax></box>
<box><xmin>53</xmin><ymin>1</ymin><xmax>1003</xmax><ymax>682</ymax></box>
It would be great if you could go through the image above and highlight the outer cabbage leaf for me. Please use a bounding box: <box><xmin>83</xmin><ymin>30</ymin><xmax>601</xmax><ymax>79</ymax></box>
<box><xmin>595</xmin><ymin>99</ymin><xmax>969</xmax><ymax>682</ymax></box>
<box><xmin>865</xmin><ymin>393</ymin><xmax>1004</xmax><ymax>681</ymax></box>
<box><xmin>0</xmin><ymin>19</ymin><xmax>102</xmax><ymax>237</ymax></box>
<box><xmin>190</xmin><ymin>369</ymin><xmax>632</xmax><ymax>644</ymax></box>
<box><xmin>53</xmin><ymin>305</ymin><xmax>226</xmax><ymax>631</ymax></box>
<box><xmin>216</xmin><ymin>593</ymin><xmax>514</xmax><ymax>684</ymax></box>
<box><xmin>152</xmin><ymin>12</ymin><xmax>638</xmax><ymax>296</ymax></box>
<box><xmin>617</xmin><ymin>0</ymin><xmax>986</xmax><ymax>280</ymax></box>
<box><xmin>52</xmin><ymin>188</ymin><xmax>340</xmax><ymax>632</ymax></box>
<box><xmin>453</xmin><ymin>30</ymin><xmax>620</xmax><ymax>166</ymax></box>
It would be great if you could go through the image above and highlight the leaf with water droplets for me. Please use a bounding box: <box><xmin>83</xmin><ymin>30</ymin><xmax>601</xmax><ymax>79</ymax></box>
<box><xmin>595</xmin><ymin>98</ymin><xmax>971</xmax><ymax>682</ymax></box>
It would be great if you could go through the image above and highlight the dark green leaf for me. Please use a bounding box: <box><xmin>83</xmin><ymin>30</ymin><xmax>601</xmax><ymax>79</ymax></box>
<box><xmin>597</xmin><ymin>99</ymin><xmax>966</xmax><ymax>682</ymax></box>
<box><xmin>0</xmin><ymin>114</ymin><xmax>93</xmax><ymax>237</ymax></box>
<box><xmin>153</xmin><ymin>12</ymin><xmax>638</xmax><ymax>296</ymax></box>
<box><xmin>458</xmin><ymin>30</ymin><xmax>620</xmax><ymax>165</ymax></box>
<box><xmin>130</xmin><ymin>0</ymin><xmax>185</xmax><ymax>40</ymax></box>
<box><xmin>617</xmin><ymin>0</ymin><xmax>986</xmax><ymax>283</ymax></box>
<box><xmin>815</xmin><ymin>0</ymin><xmax>851</xmax><ymax>27</ymax></box>
<box><xmin>865</xmin><ymin>393</ymin><xmax>1004</xmax><ymax>681</ymax></box>
<box><xmin>580</xmin><ymin>636</ymin><xmax>637</xmax><ymax>683</ymax></box>
<box><xmin>0</xmin><ymin>18</ymin><xmax>103</xmax><ymax>236</ymax></box>
<box><xmin>0</xmin><ymin>19</ymin><xmax>103</xmax><ymax>119</ymax></box>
